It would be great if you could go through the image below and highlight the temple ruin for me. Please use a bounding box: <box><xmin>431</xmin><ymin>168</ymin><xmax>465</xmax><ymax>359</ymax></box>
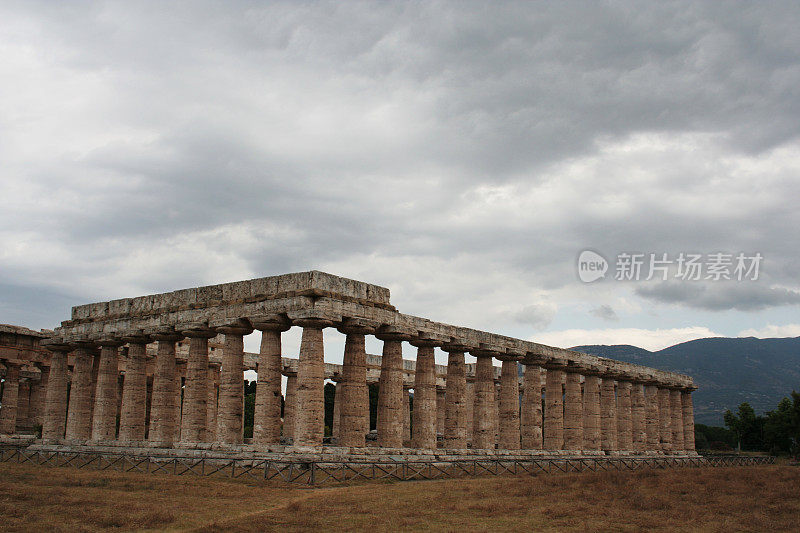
<box><xmin>1</xmin><ymin>271</ymin><xmax>697</xmax><ymax>458</ymax></box>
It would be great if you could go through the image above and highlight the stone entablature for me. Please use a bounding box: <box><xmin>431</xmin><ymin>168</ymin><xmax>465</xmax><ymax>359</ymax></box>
<box><xmin>48</xmin><ymin>271</ymin><xmax>693</xmax><ymax>389</ymax></box>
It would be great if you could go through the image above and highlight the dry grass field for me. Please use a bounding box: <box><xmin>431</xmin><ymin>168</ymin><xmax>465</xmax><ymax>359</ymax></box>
<box><xmin>1</xmin><ymin>462</ymin><xmax>798</xmax><ymax>532</ymax></box>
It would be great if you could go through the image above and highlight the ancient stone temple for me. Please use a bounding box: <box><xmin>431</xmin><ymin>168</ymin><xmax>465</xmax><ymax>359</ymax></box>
<box><xmin>1</xmin><ymin>271</ymin><xmax>697</xmax><ymax>457</ymax></box>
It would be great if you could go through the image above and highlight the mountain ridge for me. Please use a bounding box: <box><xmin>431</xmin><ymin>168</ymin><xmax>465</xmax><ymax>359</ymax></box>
<box><xmin>570</xmin><ymin>336</ymin><xmax>800</xmax><ymax>425</ymax></box>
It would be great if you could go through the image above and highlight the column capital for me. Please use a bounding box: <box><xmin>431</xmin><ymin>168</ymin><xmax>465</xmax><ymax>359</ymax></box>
<box><xmin>119</xmin><ymin>330</ymin><xmax>152</xmax><ymax>345</ymax></box>
<box><xmin>249</xmin><ymin>314</ymin><xmax>292</xmax><ymax>332</ymax></box>
<box><xmin>210</xmin><ymin>318</ymin><xmax>254</xmax><ymax>335</ymax></box>
<box><xmin>408</xmin><ymin>332</ymin><xmax>448</xmax><ymax>348</ymax></box>
<box><xmin>681</xmin><ymin>384</ymin><xmax>698</xmax><ymax>392</ymax></box>
<box><xmin>146</xmin><ymin>326</ymin><xmax>183</xmax><ymax>342</ymax></box>
<box><xmin>337</xmin><ymin>317</ymin><xmax>379</xmax><ymax>335</ymax></box>
<box><xmin>97</xmin><ymin>336</ymin><xmax>124</xmax><ymax>348</ymax></box>
<box><xmin>542</xmin><ymin>357</ymin><xmax>568</xmax><ymax>370</ymax></box>
<box><xmin>178</xmin><ymin>322</ymin><xmax>217</xmax><ymax>338</ymax></box>
<box><xmin>287</xmin><ymin>309</ymin><xmax>336</xmax><ymax>329</ymax></box>
<box><xmin>375</xmin><ymin>324</ymin><xmax>414</xmax><ymax>342</ymax></box>
<box><xmin>469</xmin><ymin>342</ymin><xmax>503</xmax><ymax>358</ymax></box>
<box><xmin>41</xmin><ymin>338</ymin><xmax>73</xmax><ymax>353</ymax></box>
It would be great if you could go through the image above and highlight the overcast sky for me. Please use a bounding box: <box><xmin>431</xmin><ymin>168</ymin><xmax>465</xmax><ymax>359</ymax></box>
<box><xmin>2</xmin><ymin>1</ymin><xmax>799</xmax><ymax>363</ymax></box>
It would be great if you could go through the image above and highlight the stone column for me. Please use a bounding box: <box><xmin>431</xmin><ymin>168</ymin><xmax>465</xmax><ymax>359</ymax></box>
<box><xmin>90</xmin><ymin>340</ymin><xmax>122</xmax><ymax>442</ymax></box>
<box><xmin>0</xmin><ymin>363</ymin><xmax>21</xmax><ymax>434</ymax></box>
<box><xmin>293</xmin><ymin>315</ymin><xmax>331</xmax><ymax>447</ymax></box>
<box><xmin>670</xmin><ymin>387</ymin><xmax>684</xmax><ymax>453</ymax></box>
<box><xmin>521</xmin><ymin>363</ymin><xmax>543</xmax><ymax>450</ymax></box>
<box><xmin>283</xmin><ymin>372</ymin><xmax>297</xmax><ymax>441</ymax></box>
<box><xmin>600</xmin><ymin>375</ymin><xmax>617</xmax><ymax>452</ymax></box>
<box><xmin>337</xmin><ymin>320</ymin><xmax>376</xmax><ymax>448</ymax></box>
<box><xmin>174</xmin><ymin>362</ymin><xmax>186</xmax><ymax>442</ymax></box>
<box><xmin>29</xmin><ymin>367</ymin><xmax>49</xmax><ymax>428</ymax></box>
<box><xmin>471</xmin><ymin>352</ymin><xmax>496</xmax><ymax>450</ymax></box>
<box><xmin>42</xmin><ymin>346</ymin><xmax>70</xmax><ymax>441</ymax></box>
<box><xmin>403</xmin><ymin>386</ymin><xmax>411</xmax><ymax>443</ymax></box>
<box><xmin>179</xmin><ymin>325</ymin><xmax>216</xmax><ymax>443</ymax></box>
<box><xmin>16</xmin><ymin>380</ymin><xmax>31</xmax><ymax>433</ymax></box>
<box><xmin>330</xmin><ymin>381</ymin><xmax>341</xmax><ymax>442</ymax></box>
<box><xmin>658</xmin><ymin>386</ymin><xmax>672</xmax><ymax>452</ymax></box>
<box><xmin>582</xmin><ymin>367</ymin><xmax>602</xmax><ymax>452</ymax></box>
<box><xmin>410</xmin><ymin>341</ymin><xmax>437</xmax><ymax>449</ymax></box>
<box><xmin>543</xmin><ymin>359</ymin><xmax>566</xmax><ymax>451</ymax></box>
<box><xmin>148</xmin><ymin>330</ymin><xmax>182</xmax><ymax>447</ymax></box>
<box><xmin>563</xmin><ymin>364</ymin><xmax>583</xmax><ymax>451</ymax></box>
<box><xmin>65</xmin><ymin>347</ymin><xmax>96</xmax><ymax>441</ymax></box>
<box><xmin>214</xmin><ymin>319</ymin><xmax>252</xmax><ymax>445</ymax></box>
<box><xmin>435</xmin><ymin>387</ymin><xmax>446</xmax><ymax>437</ymax></box>
<box><xmin>252</xmin><ymin>316</ymin><xmax>290</xmax><ymax>446</ymax></box>
<box><xmin>630</xmin><ymin>380</ymin><xmax>646</xmax><ymax>452</ymax></box>
<box><xmin>442</xmin><ymin>345</ymin><xmax>468</xmax><ymax>449</ymax></box>
<box><xmin>118</xmin><ymin>335</ymin><xmax>150</xmax><ymax>443</ymax></box>
<box><xmin>498</xmin><ymin>359</ymin><xmax>521</xmax><ymax>450</ymax></box>
<box><xmin>645</xmin><ymin>382</ymin><xmax>660</xmax><ymax>451</ymax></box>
<box><xmin>681</xmin><ymin>388</ymin><xmax>696</xmax><ymax>452</ymax></box>
<box><xmin>375</xmin><ymin>327</ymin><xmax>408</xmax><ymax>449</ymax></box>
<box><xmin>206</xmin><ymin>363</ymin><xmax>220</xmax><ymax>442</ymax></box>
<box><xmin>616</xmin><ymin>379</ymin><xmax>633</xmax><ymax>452</ymax></box>
<box><xmin>465</xmin><ymin>379</ymin><xmax>475</xmax><ymax>445</ymax></box>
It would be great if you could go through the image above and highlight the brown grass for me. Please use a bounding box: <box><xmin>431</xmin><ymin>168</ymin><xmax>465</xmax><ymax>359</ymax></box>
<box><xmin>1</xmin><ymin>463</ymin><xmax>798</xmax><ymax>532</ymax></box>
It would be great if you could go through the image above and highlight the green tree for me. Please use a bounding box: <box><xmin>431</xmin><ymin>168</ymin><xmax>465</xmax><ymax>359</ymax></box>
<box><xmin>763</xmin><ymin>397</ymin><xmax>793</xmax><ymax>454</ymax></box>
<box><xmin>723</xmin><ymin>402</ymin><xmax>765</xmax><ymax>452</ymax></box>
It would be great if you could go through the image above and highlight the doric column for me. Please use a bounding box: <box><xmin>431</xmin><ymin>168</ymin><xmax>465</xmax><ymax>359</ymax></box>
<box><xmin>630</xmin><ymin>378</ymin><xmax>647</xmax><ymax>452</ymax></box>
<box><xmin>403</xmin><ymin>386</ymin><xmax>411</xmax><ymax>443</ymax></box>
<box><xmin>436</xmin><ymin>386</ymin><xmax>446</xmax><ymax>436</ymax></box>
<box><xmin>669</xmin><ymin>386</ymin><xmax>684</xmax><ymax>453</ymax></box>
<box><xmin>543</xmin><ymin>358</ymin><xmax>566</xmax><ymax>451</ymax></box>
<box><xmin>292</xmin><ymin>313</ymin><xmax>332</xmax><ymax>447</ymax></box>
<box><xmin>470</xmin><ymin>348</ymin><xmax>497</xmax><ymax>450</ymax></box>
<box><xmin>206</xmin><ymin>363</ymin><xmax>220</xmax><ymax>442</ymax></box>
<box><xmin>375</xmin><ymin>325</ymin><xmax>410</xmax><ymax>448</ymax></box>
<box><xmin>179</xmin><ymin>324</ymin><xmax>216</xmax><ymax>443</ymax></box>
<box><xmin>442</xmin><ymin>343</ymin><xmax>468</xmax><ymax>449</ymax></box>
<box><xmin>148</xmin><ymin>328</ymin><xmax>183</xmax><ymax>447</ymax></box>
<box><xmin>563</xmin><ymin>363</ymin><xmax>584</xmax><ymax>451</ymax></box>
<box><xmin>600</xmin><ymin>374</ymin><xmax>617</xmax><ymax>452</ymax></box>
<box><xmin>16</xmin><ymin>380</ymin><xmax>31</xmax><ymax>433</ymax></box>
<box><xmin>331</xmin><ymin>380</ymin><xmax>341</xmax><ymax>442</ymax></box>
<box><xmin>337</xmin><ymin>319</ymin><xmax>377</xmax><ymax>448</ymax></box>
<box><xmin>283</xmin><ymin>372</ymin><xmax>297</xmax><ymax>441</ymax></box>
<box><xmin>252</xmin><ymin>316</ymin><xmax>291</xmax><ymax>446</ymax></box>
<box><xmin>118</xmin><ymin>333</ymin><xmax>150</xmax><ymax>443</ymax></box>
<box><xmin>521</xmin><ymin>363</ymin><xmax>543</xmax><ymax>450</ymax></box>
<box><xmin>91</xmin><ymin>339</ymin><xmax>123</xmax><ymax>442</ymax></box>
<box><xmin>65</xmin><ymin>346</ymin><xmax>96</xmax><ymax>441</ymax></box>
<box><xmin>498</xmin><ymin>358</ymin><xmax>521</xmax><ymax>450</ymax></box>
<box><xmin>465</xmin><ymin>379</ymin><xmax>475</xmax><ymax>445</ymax></box>
<box><xmin>581</xmin><ymin>366</ymin><xmax>602</xmax><ymax>451</ymax></box>
<box><xmin>214</xmin><ymin>319</ymin><xmax>253</xmax><ymax>445</ymax></box>
<box><xmin>681</xmin><ymin>387</ymin><xmax>696</xmax><ymax>452</ymax></box>
<box><xmin>42</xmin><ymin>344</ymin><xmax>70</xmax><ymax>441</ymax></box>
<box><xmin>0</xmin><ymin>362</ymin><xmax>21</xmax><ymax>434</ymax></box>
<box><xmin>658</xmin><ymin>385</ymin><xmax>672</xmax><ymax>451</ymax></box>
<box><xmin>410</xmin><ymin>338</ymin><xmax>439</xmax><ymax>450</ymax></box>
<box><xmin>174</xmin><ymin>360</ymin><xmax>185</xmax><ymax>442</ymax></box>
<box><xmin>616</xmin><ymin>377</ymin><xmax>633</xmax><ymax>452</ymax></box>
<box><xmin>645</xmin><ymin>381</ymin><xmax>660</xmax><ymax>451</ymax></box>
<box><xmin>29</xmin><ymin>366</ymin><xmax>49</xmax><ymax>428</ymax></box>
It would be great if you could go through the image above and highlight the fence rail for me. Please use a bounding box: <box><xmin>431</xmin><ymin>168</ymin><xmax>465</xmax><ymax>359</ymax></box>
<box><xmin>0</xmin><ymin>448</ymin><xmax>775</xmax><ymax>485</ymax></box>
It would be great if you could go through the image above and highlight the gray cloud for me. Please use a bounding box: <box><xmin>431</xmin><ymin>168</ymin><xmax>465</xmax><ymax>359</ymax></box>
<box><xmin>636</xmin><ymin>282</ymin><xmax>800</xmax><ymax>311</ymax></box>
<box><xmin>590</xmin><ymin>305</ymin><xmax>619</xmax><ymax>322</ymax></box>
<box><xmin>0</xmin><ymin>1</ymin><xmax>799</xmax><ymax>335</ymax></box>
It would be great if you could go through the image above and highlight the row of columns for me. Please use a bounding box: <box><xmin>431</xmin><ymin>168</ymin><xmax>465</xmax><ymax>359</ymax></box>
<box><xmin>30</xmin><ymin>318</ymin><xmax>695</xmax><ymax>453</ymax></box>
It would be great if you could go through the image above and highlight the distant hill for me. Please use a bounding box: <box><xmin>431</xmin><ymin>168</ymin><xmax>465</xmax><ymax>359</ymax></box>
<box><xmin>571</xmin><ymin>337</ymin><xmax>800</xmax><ymax>425</ymax></box>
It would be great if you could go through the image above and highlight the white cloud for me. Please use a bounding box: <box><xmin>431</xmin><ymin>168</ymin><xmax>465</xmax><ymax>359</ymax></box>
<box><xmin>533</xmin><ymin>326</ymin><xmax>723</xmax><ymax>352</ymax></box>
<box><xmin>737</xmin><ymin>324</ymin><xmax>800</xmax><ymax>338</ymax></box>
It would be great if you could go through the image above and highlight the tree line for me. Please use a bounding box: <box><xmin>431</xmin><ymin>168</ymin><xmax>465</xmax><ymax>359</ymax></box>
<box><xmin>696</xmin><ymin>391</ymin><xmax>800</xmax><ymax>455</ymax></box>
